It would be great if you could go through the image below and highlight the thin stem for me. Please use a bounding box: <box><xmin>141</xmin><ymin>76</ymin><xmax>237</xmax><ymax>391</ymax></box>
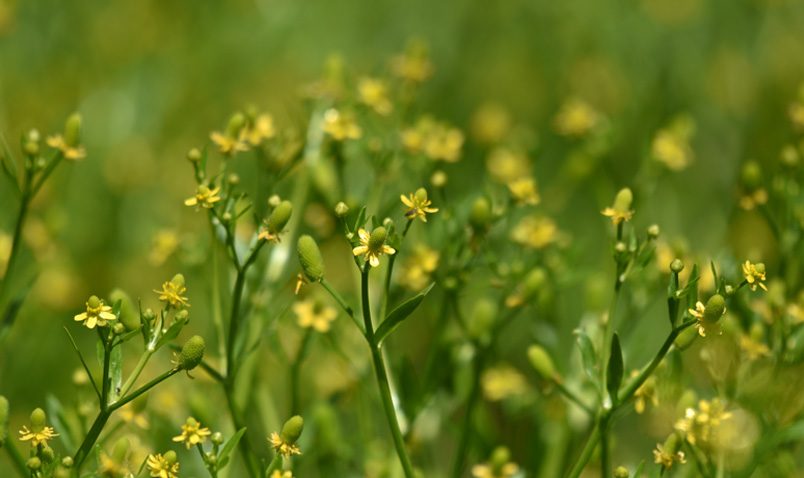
<box><xmin>451</xmin><ymin>345</ymin><xmax>485</xmax><ymax>478</ymax></box>
<box><xmin>0</xmin><ymin>176</ymin><xmax>31</xmax><ymax>305</ymax></box>
<box><xmin>320</xmin><ymin>278</ymin><xmax>363</xmax><ymax>334</ymax></box>
<box><xmin>73</xmin><ymin>410</ymin><xmax>110</xmax><ymax>469</ymax></box>
<box><xmin>264</xmin><ymin>454</ymin><xmax>283</xmax><ymax>476</ymax></box>
<box><xmin>600</xmin><ymin>414</ymin><xmax>611</xmax><ymax>478</ymax></box>
<box><xmin>361</xmin><ymin>266</ymin><xmax>415</xmax><ymax>478</ymax></box>
<box><xmin>100</xmin><ymin>337</ymin><xmax>112</xmax><ymax>408</ymax></box>
<box><xmin>379</xmin><ymin>219</ymin><xmax>413</xmax><ymax>320</ymax></box>
<box><xmin>566</xmin><ymin>422</ymin><xmax>601</xmax><ymax>478</ymax></box>
<box><xmin>119</xmin><ymin>349</ymin><xmax>153</xmax><ymax>397</ymax></box>
<box><xmin>290</xmin><ymin>328</ymin><xmax>313</xmax><ymax>414</ymax></box>
<box><xmin>553</xmin><ymin>379</ymin><xmax>594</xmax><ymax>416</ymax></box>
<box><xmin>3</xmin><ymin>435</ymin><xmax>29</xmax><ymax>477</ymax></box>
<box><xmin>223</xmin><ymin>383</ymin><xmax>260</xmax><ymax>478</ymax></box>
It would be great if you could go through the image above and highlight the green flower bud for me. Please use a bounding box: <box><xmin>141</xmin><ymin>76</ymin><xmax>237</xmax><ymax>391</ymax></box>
<box><xmin>647</xmin><ymin>224</ymin><xmax>660</xmax><ymax>239</ymax></box>
<box><xmin>527</xmin><ymin>345</ymin><xmax>556</xmax><ymax>380</ymax></box>
<box><xmin>171</xmin><ymin>274</ymin><xmax>186</xmax><ymax>288</ymax></box>
<box><xmin>703</xmin><ymin>294</ymin><xmax>726</xmax><ymax>324</ymax></box>
<box><xmin>490</xmin><ymin>446</ymin><xmax>511</xmax><ymax>472</ymax></box>
<box><xmin>227</xmin><ymin>173</ymin><xmax>240</xmax><ymax>186</ymax></box>
<box><xmin>523</xmin><ymin>268</ymin><xmax>547</xmax><ymax>297</ymax></box>
<box><xmin>41</xmin><ymin>445</ymin><xmax>55</xmax><ymax>462</ymax></box>
<box><xmin>677</xmin><ymin>389</ymin><xmax>698</xmax><ymax>412</ymax></box>
<box><xmin>179</xmin><ymin>336</ymin><xmax>206</xmax><ymax>371</ymax></box>
<box><xmin>61</xmin><ymin>457</ymin><xmax>73</xmax><ymax>468</ymax></box>
<box><xmin>469</xmin><ymin>197</ymin><xmax>492</xmax><ymax>231</ymax></box>
<box><xmin>267</xmin><ymin>200</ymin><xmax>293</xmax><ymax>234</ymax></box>
<box><xmin>334</xmin><ymin>201</ymin><xmax>350</xmax><ymax>217</ymax></box>
<box><xmin>741</xmin><ymin>161</ymin><xmax>762</xmax><ymax>190</ymax></box>
<box><xmin>109</xmin><ymin>288</ymin><xmax>140</xmax><ymax>331</ymax></box>
<box><xmin>205</xmin><ymin>451</ymin><xmax>217</xmax><ymax>465</ymax></box>
<box><xmin>226</xmin><ymin>112</ymin><xmax>246</xmax><ymax>138</ymax></box>
<box><xmin>614</xmin><ymin>466</ymin><xmax>630</xmax><ymax>478</ymax></box>
<box><xmin>673</xmin><ymin>325</ymin><xmax>697</xmax><ymax>349</ymax></box>
<box><xmin>211</xmin><ymin>432</ymin><xmax>224</xmax><ymax>445</ymax></box>
<box><xmin>31</xmin><ymin>408</ymin><xmax>46</xmax><ymax>428</ymax></box>
<box><xmin>27</xmin><ymin>457</ymin><xmax>41</xmax><ymax>471</ymax></box>
<box><xmin>468</xmin><ymin>298</ymin><xmax>497</xmax><ymax>342</ymax></box>
<box><xmin>612</xmin><ymin>187</ymin><xmax>633</xmax><ymax>213</ymax></box>
<box><xmin>663</xmin><ymin>432</ymin><xmax>682</xmax><ymax>455</ymax></box>
<box><xmin>163</xmin><ymin>450</ymin><xmax>178</xmax><ymax>465</ymax></box>
<box><xmin>280</xmin><ymin>415</ymin><xmax>304</xmax><ymax>444</ymax></box>
<box><xmin>268</xmin><ymin>195</ymin><xmax>281</xmax><ymax>207</ymax></box>
<box><xmin>142</xmin><ymin>308</ymin><xmax>156</xmax><ymax>322</ymax></box>
<box><xmin>187</xmin><ymin>148</ymin><xmax>202</xmax><ymax>162</ymax></box>
<box><xmin>24</xmin><ymin>140</ymin><xmax>39</xmax><ymax>157</ymax></box>
<box><xmin>368</xmin><ymin>227</ymin><xmax>388</xmax><ymax>250</ymax></box>
<box><xmin>112</xmin><ymin>323</ymin><xmax>125</xmax><ymax>335</ymax></box>
<box><xmin>670</xmin><ymin>259</ymin><xmax>684</xmax><ymax>274</ymax></box>
<box><xmin>64</xmin><ymin>113</ymin><xmax>82</xmax><ymax>148</ymax></box>
<box><xmin>297</xmin><ymin>235</ymin><xmax>325</xmax><ymax>281</ymax></box>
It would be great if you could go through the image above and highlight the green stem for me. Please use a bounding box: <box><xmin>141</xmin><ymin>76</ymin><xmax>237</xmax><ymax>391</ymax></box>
<box><xmin>361</xmin><ymin>266</ymin><xmax>415</xmax><ymax>478</ymax></box>
<box><xmin>553</xmin><ymin>379</ymin><xmax>594</xmax><ymax>416</ymax></box>
<box><xmin>600</xmin><ymin>414</ymin><xmax>611</xmax><ymax>478</ymax></box>
<box><xmin>290</xmin><ymin>328</ymin><xmax>313</xmax><ymax>414</ymax></box>
<box><xmin>379</xmin><ymin>220</ymin><xmax>413</xmax><ymax>320</ymax></box>
<box><xmin>264</xmin><ymin>454</ymin><xmax>282</xmax><ymax>476</ymax></box>
<box><xmin>223</xmin><ymin>383</ymin><xmax>260</xmax><ymax>478</ymax></box>
<box><xmin>566</xmin><ymin>422</ymin><xmax>601</xmax><ymax>478</ymax></box>
<box><xmin>0</xmin><ymin>179</ymin><xmax>30</xmax><ymax>305</ymax></box>
<box><xmin>320</xmin><ymin>278</ymin><xmax>363</xmax><ymax>334</ymax></box>
<box><xmin>118</xmin><ymin>349</ymin><xmax>153</xmax><ymax>397</ymax></box>
<box><xmin>226</xmin><ymin>270</ymin><xmax>248</xmax><ymax>378</ymax></box>
<box><xmin>100</xmin><ymin>337</ymin><xmax>112</xmax><ymax>408</ymax></box>
<box><xmin>3</xmin><ymin>435</ymin><xmax>29</xmax><ymax>477</ymax></box>
<box><xmin>451</xmin><ymin>345</ymin><xmax>485</xmax><ymax>478</ymax></box>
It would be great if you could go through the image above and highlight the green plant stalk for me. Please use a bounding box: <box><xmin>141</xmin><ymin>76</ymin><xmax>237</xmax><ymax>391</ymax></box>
<box><xmin>552</xmin><ymin>379</ymin><xmax>594</xmax><ymax>416</ymax></box>
<box><xmin>600</xmin><ymin>414</ymin><xmax>611</xmax><ymax>478</ymax></box>
<box><xmin>0</xmin><ymin>175</ymin><xmax>31</xmax><ymax>306</ymax></box>
<box><xmin>119</xmin><ymin>348</ymin><xmax>154</xmax><ymax>397</ymax></box>
<box><xmin>290</xmin><ymin>328</ymin><xmax>313</xmax><ymax>414</ymax></box>
<box><xmin>2</xmin><ymin>434</ymin><xmax>29</xmax><ymax>477</ymax></box>
<box><xmin>264</xmin><ymin>454</ymin><xmax>283</xmax><ymax>476</ymax></box>
<box><xmin>451</xmin><ymin>345</ymin><xmax>486</xmax><ymax>478</ymax></box>
<box><xmin>320</xmin><ymin>278</ymin><xmax>363</xmax><ymax>333</ymax></box>
<box><xmin>73</xmin><ymin>367</ymin><xmax>179</xmax><ymax>470</ymax></box>
<box><xmin>361</xmin><ymin>266</ymin><xmax>415</xmax><ymax>478</ymax></box>
<box><xmin>566</xmin><ymin>319</ymin><xmax>696</xmax><ymax>477</ymax></box>
<box><xmin>379</xmin><ymin>219</ymin><xmax>413</xmax><ymax>320</ymax></box>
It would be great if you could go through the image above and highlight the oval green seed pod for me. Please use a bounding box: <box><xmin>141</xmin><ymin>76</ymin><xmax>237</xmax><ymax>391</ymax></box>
<box><xmin>469</xmin><ymin>197</ymin><xmax>491</xmax><ymax>231</ymax></box>
<box><xmin>280</xmin><ymin>415</ymin><xmax>304</xmax><ymax>444</ymax></box>
<box><xmin>703</xmin><ymin>294</ymin><xmax>726</xmax><ymax>324</ymax></box>
<box><xmin>267</xmin><ymin>200</ymin><xmax>293</xmax><ymax>234</ymax></box>
<box><xmin>163</xmin><ymin>450</ymin><xmax>178</xmax><ymax>465</ymax></box>
<box><xmin>368</xmin><ymin>227</ymin><xmax>388</xmax><ymax>250</ymax></box>
<box><xmin>612</xmin><ymin>187</ymin><xmax>633</xmax><ymax>213</ymax></box>
<box><xmin>64</xmin><ymin>113</ymin><xmax>82</xmax><ymax>147</ymax></box>
<box><xmin>297</xmin><ymin>235</ymin><xmax>325</xmax><ymax>281</ymax></box>
<box><xmin>30</xmin><ymin>408</ymin><xmax>46</xmax><ymax>428</ymax></box>
<box><xmin>226</xmin><ymin>112</ymin><xmax>246</xmax><ymax>138</ymax></box>
<box><xmin>179</xmin><ymin>336</ymin><xmax>206</xmax><ymax>371</ymax></box>
<box><xmin>110</xmin><ymin>288</ymin><xmax>140</xmax><ymax>331</ymax></box>
<box><xmin>527</xmin><ymin>345</ymin><xmax>556</xmax><ymax>380</ymax></box>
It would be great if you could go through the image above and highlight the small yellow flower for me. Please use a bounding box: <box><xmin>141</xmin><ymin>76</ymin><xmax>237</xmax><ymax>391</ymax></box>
<box><xmin>293</xmin><ymin>300</ymin><xmax>337</xmax><ymax>333</ymax></box>
<box><xmin>554</xmin><ymin>98</ymin><xmax>600</xmax><ymax>137</ymax></box>
<box><xmin>399</xmin><ymin>244</ymin><xmax>439</xmax><ymax>291</ymax></box>
<box><xmin>511</xmin><ymin>215</ymin><xmax>559</xmax><ymax>249</ymax></box>
<box><xmin>269</xmin><ymin>432</ymin><xmax>301</xmax><ymax>457</ymax></box>
<box><xmin>154</xmin><ymin>274</ymin><xmax>190</xmax><ymax>309</ymax></box>
<box><xmin>687</xmin><ymin>300</ymin><xmax>725</xmax><ymax>337</ymax></box>
<box><xmin>507</xmin><ymin>178</ymin><xmax>540</xmax><ymax>206</ymax></box>
<box><xmin>74</xmin><ymin>295</ymin><xmax>117</xmax><ymax>329</ymax></box>
<box><xmin>471</xmin><ymin>447</ymin><xmax>519</xmax><ymax>478</ymax></box>
<box><xmin>401</xmin><ymin>116</ymin><xmax>464</xmax><ymax>162</ymax></box>
<box><xmin>18</xmin><ymin>425</ymin><xmax>58</xmax><ymax>447</ymax></box>
<box><xmin>322</xmin><ymin>108</ymin><xmax>362</xmax><ymax>141</ymax></box>
<box><xmin>631</xmin><ymin>370</ymin><xmax>659</xmax><ymax>414</ymax></box>
<box><xmin>401</xmin><ymin>188</ymin><xmax>438</xmax><ymax>222</ymax></box>
<box><xmin>358</xmin><ymin>77</ymin><xmax>393</xmax><ymax>116</ymax></box>
<box><xmin>651</xmin><ymin>116</ymin><xmax>695</xmax><ymax>171</ymax></box>
<box><xmin>653</xmin><ymin>443</ymin><xmax>686</xmax><ymax>469</ymax></box>
<box><xmin>390</xmin><ymin>40</ymin><xmax>433</xmax><ymax>83</ymax></box>
<box><xmin>270</xmin><ymin>471</ymin><xmax>293</xmax><ymax>478</ymax></box>
<box><xmin>149</xmin><ymin>230</ymin><xmax>179</xmax><ymax>266</ymax></box>
<box><xmin>146</xmin><ymin>453</ymin><xmax>180</xmax><ymax>478</ymax></box>
<box><xmin>738</xmin><ymin>188</ymin><xmax>768</xmax><ymax>210</ymax></box>
<box><xmin>481</xmin><ymin>365</ymin><xmax>528</xmax><ymax>402</ymax></box>
<box><xmin>184</xmin><ymin>185</ymin><xmax>222</xmax><ymax>210</ymax></box>
<box><xmin>601</xmin><ymin>190</ymin><xmax>634</xmax><ymax>225</ymax></box>
<box><xmin>46</xmin><ymin>135</ymin><xmax>86</xmax><ymax>160</ymax></box>
<box><xmin>352</xmin><ymin>227</ymin><xmax>396</xmax><ymax>268</ymax></box>
<box><xmin>242</xmin><ymin>114</ymin><xmax>276</xmax><ymax>146</ymax></box>
<box><xmin>741</xmin><ymin>260</ymin><xmax>767</xmax><ymax>292</ymax></box>
<box><xmin>739</xmin><ymin>335</ymin><xmax>770</xmax><ymax>360</ymax></box>
<box><xmin>675</xmin><ymin>398</ymin><xmax>733</xmax><ymax>448</ymax></box>
<box><xmin>172</xmin><ymin>417</ymin><xmax>211</xmax><ymax>449</ymax></box>
<box><xmin>210</xmin><ymin>131</ymin><xmax>249</xmax><ymax>156</ymax></box>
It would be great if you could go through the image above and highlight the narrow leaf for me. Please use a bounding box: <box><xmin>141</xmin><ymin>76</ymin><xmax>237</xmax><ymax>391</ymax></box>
<box><xmin>64</xmin><ymin>326</ymin><xmax>101</xmax><ymax>400</ymax></box>
<box><xmin>607</xmin><ymin>333</ymin><xmax>624</xmax><ymax>403</ymax></box>
<box><xmin>375</xmin><ymin>283</ymin><xmax>435</xmax><ymax>344</ymax></box>
<box><xmin>574</xmin><ymin>328</ymin><xmax>598</xmax><ymax>383</ymax></box>
<box><xmin>217</xmin><ymin>427</ymin><xmax>247</xmax><ymax>469</ymax></box>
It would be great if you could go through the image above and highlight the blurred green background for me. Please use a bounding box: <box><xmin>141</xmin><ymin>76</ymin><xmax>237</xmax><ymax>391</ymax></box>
<box><xmin>2</xmin><ymin>0</ymin><xmax>804</xmax><ymax>475</ymax></box>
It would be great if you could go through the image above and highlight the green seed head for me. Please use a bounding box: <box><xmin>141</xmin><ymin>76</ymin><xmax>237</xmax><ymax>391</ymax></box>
<box><xmin>171</xmin><ymin>274</ymin><xmax>186</xmax><ymax>288</ymax></box>
<box><xmin>663</xmin><ymin>432</ymin><xmax>682</xmax><ymax>454</ymax></box>
<box><xmin>30</xmin><ymin>408</ymin><xmax>46</xmax><ymax>428</ymax></box>
<box><xmin>298</xmin><ymin>235</ymin><xmax>325</xmax><ymax>281</ymax></box>
<box><xmin>110</xmin><ymin>288</ymin><xmax>140</xmax><ymax>331</ymax></box>
<box><xmin>612</xmin><ymin>187</ymin><xmax>633</xmax><ymax>213</ymax></box>
<box><xmin>163</xmin><ymin>450</ymin><xmax>178</xmax><ymax>465</ymax></box>
<box><xmin>703</xmin><ymin>294</ymin><xmax>726</xmax><ymax>323</ymax></box>
<box><xmin>211</xmin><ymin>432</ymin><xmax>224</xmax><ymax>445</ymax></box>
<box><xmin>614</xmin><ymin>466</ymin><xmax>630</xmax><ymax>478</ymax></box>
<box><xmin>368</xmin><ymin>227</ymin><xmax>388</xmax><ymax>250</ymax></box>
<box><xmin>87</xmin><ymin>295</ymin><xmax>102</xmax><ymax>309</ymax></box>
<box><xmin>469</xmin><ymin>197</ymin><xmax>492</xmax><ymax>231</ymax></box>
<box><xmin>61</xmin><ymin>457</ymin><xmax>73</xmax><ymax>468</ymax></box>
<box><xmin>226</xmin><ymin>112</ymin><xmax>246</xmax><ymax>138</ymax></box>
<box><xmin>527</xmin><ymin>345</ymin><xmax>556</xmax><ymax>380</ymax></box>
<box><xmin>670</xmin><ymin>258</ymin><xmax>684</xmax><ymax>274</ymax></box>
<box><xmin>179</xmin><ymin>336</ymin><xmax>206</xmax><ymax>371</ymax></box>
<box><xmin>64</xmin><ymin>113</ymin><xmax>82</xmax><ymax>147</ymax></box>
<box><xmin>280</xmin><ymin>415</ymin><xmax>304</xmax><ymax>444</ymax></box>
<box><xmin>267</xmin><ymin>200</ymin><xmax>293</xmax><ymax>234</ymax></box>
<box><xmin>27</xmin><ymin>457</ymin><xmax>42</xmax><ymax>471</ymax></box>
<box><xmin>334</xmin><ymin>201</ymin><xmax>350</xmax><ymax>217</ymax></box>
<box><xmin>414</xmin><ymin>187</ymin><xmax>428</xmax><ymax>203</ymax></box>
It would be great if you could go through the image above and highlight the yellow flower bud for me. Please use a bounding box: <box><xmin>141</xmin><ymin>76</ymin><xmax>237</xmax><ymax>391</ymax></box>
<box><xmin>179</xmin><ymin>336</ymin><xmax>206</xmax><ymax>371</ymax></box>
<box><xmin>297</xmin><ymin>235</ymin><xmax>325</xmax><ymax>282</ymax></box>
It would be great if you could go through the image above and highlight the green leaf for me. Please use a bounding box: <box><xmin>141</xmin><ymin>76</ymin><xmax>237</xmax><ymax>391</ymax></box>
<box><xmin>574</xmin><ymin>328</ymin><xmax>598</xmax><ymax>384</ymax></box>
<box><xmin>375</xmin><ymin>283</ymin><xmax>435</xmax><ymax>345</ymax></box>
<box><xmin>156</xmin><ymin>315</ymin><xmax>187</xmax><ymax>350</ymax></box>
<box><xmin>46</xmin><ymin>395</ymin><xmax>75</xmax><ymax>451</ymax></box>
<box><xmin>607</xmin><ymin>333</ymin><xmax>624</xmax><ymax>403</ymax></box>
<box><xmin>217</xmin><ymin>427</ymin><xmax>246</xmax><ymax>469</ymax></box>
<box><xmin>352</xmin><ymin>206</ymin><xmax>367</xmax><ymax>233</ymax></box>
<box><xmin>0</xmin><ymin>134</ymin><xmax>19</xmax><ymax>193</ymax></box>
<box><xmin>709</xmin><ymin>260</ymin><xmax>720</xmax><ymax>294</ymax></box>
<box><xmin>64</xmin><ymin>326</ymin><xmax>101</xmax><ymax>400</ymax></box>
<box><xmin>632</xmin><ymin>460</ymin><xmax>645</xmax><ymax>478</ymax></box>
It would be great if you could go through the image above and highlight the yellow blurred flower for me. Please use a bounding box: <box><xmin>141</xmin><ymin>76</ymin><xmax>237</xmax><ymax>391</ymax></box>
<box><xmin>481</xmin><ymin>365</ymin><xmax>528</xmax><ymax>401</ymax></box>
<box><xmin>511</xmin><ymin>215</ymin><xmax>558</xmax><ymax>249</ymax></box>
<box><xmin>242</xmin><ymin>113</ymin><xmax>276</xmax><ymax>146</ymax></box>
<box><xmin>651</xmin><ymin>117</ymin><xmax>695</xmax><ymax>171</ymax></box>
<box><xmin>149</xmin><ymin>230</ymin><xmax>179</xmax><ymax>266</ymax></box>
<box><xmin>631</xmin><ymin>370</ymin><xmax>658</xmax><ymax>414</ymax></box>
<box><xmin>741</xmin><ymin>260</ymin><xmax>767</xmax><ymax>291</ymax></box>
<box><xmin>486</xmin><ymin>147</ymin><xmax>531</xmax><ymax>184</ymax></box>
<box><xmin>390</xmin><ymin>40</ymin><xmax>433</xmax><ymax>83</ymax></box>
<box><xmin>270</xmin><ymin>472</ymin><xmax>293</xmax><ymax>478</ymax></box>
<box><xmin>269</xmin><ymin>432</ymin><xmax>301</xmax><ymax>457</ymax></box>
<box><xmin>210</xmin><ymin>131</ymin><xmax>248</xmax><ymax>156</ymax></box>
<box><xmin>46</xmin><ymin>135</ymin><xmax>86</xmax><ymax>160</ymax></box>
<box><xmin>507</xmin><ymin>177</ymin><xmax>540</xmax><ymax>206</ymax></box>
<box><xmin>323</xmin><ymin>108</ymin><xmax>362</xmax><ymax>141</ymax></box>
<box><xmin>401</xmin><ymin>188</ymin><xmax>438</xmax><ymax>222</ymax></box>
<box><xmin>653</xmin><ymin>443</ymin><xmax>686</xmax><ymax>469</ymax></box>
<box><xmin>675</xmin><ymin>398</ymin><xmax>733</xmax><ymax>449</ymax></box>
<box><xmin>739</xmin><ymin>188</ymin><xmax>768</xmax><ymax>211</ymax></box>
<box><xmin>358</xmin><ymin>77</ymin><xmax>393</xmax><ymax>115</ymax></box>
<box><xmin>739</xmin><ymin>335</ymin><xmax>770</xmax><ymax>361</ymax></box>
<box><xmin>399</xmin><ymin>244</ymin><xmax>439</xmax><ymax>291</ymax></box>
<box><xmin>293</xmin><ymin>299</ymin><xmax>337</xmax><ymax>333</ymax></box>
<box><xmin>554</xmin><ymin>98</ymin><xmax>599</xmax><ymax>137</ymax></box>
<box><xmin>471</xmin><ymin>102</ymin><xmax>512</xmax><ymax>145</ymax></box>
<box><xmin>146</xmin><ymin>453</ymin><xmax>179</xmax><ymax>478</ymax></box>
<box><xmin>401</xmin><ymin>116</ymin><xmax>464</xmax><ymax>162</ymax></box>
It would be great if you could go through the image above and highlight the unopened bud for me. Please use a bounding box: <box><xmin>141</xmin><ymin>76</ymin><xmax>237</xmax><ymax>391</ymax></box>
<box><xmin>226</xmin><ymin>112</ymin><xmax>246</xmax><ymax>138</ymax></box>
<box><xmin>612</xmin><ymin>187</ymin><xmax>633</xmax><ymax>213</ymax></box>
<box><xmin>30</xmin><ymin>408</ymin><xmax>46</xmax><ymax>428</ymax></box>
<box><xmin>527</xmin><ymin>345</ymin><xmax>556</xmax><ymax>380</ymax></box>
<box><xmin>297</xmin><ymin>235</ymin><xmax>325</xmax><ymax>281</ymax></box>
<box><xmin>109</xmin><ymin>288</ymin><xmax>140</xmax><ymax>331</ymax></box>
<box><xmin>334</xmin><ymin>201</ymin><xmax>349</xmax><ymax>217</ymax></box>
<box><xmin>469</xmin><ymin>197</ymin><xmax>492</xmax><ymax>231</ymax></box>
<box><xmin>187</xmin><ymin>148</ymin><xmax>202</xmax><ymax>162</ymax></box>
<box><xmin>64</xmin><ymin>113</ymin><xmax>82</xmax><ymax>148</ymax></box>
<box><xmin>703</xmin><ymin>294</ymin><xmax>726</xmax><ymax>324</ymax></box>
<box><xmin>163</xmin><ymin>450</ymin><xmax>178</xmax><ymax>465</ymax></box>
<box><xmin>670</xmin><ymin>259</ymin><xmax>684</xmax><ymax>274</ymax></box>
<box><xmin>267</xmin><ymin>200</ymin><xmax>293</xmax><ymax>234</ymax></box>
<box><xmin>614</xmin><ymin>466</ymin><xmax>630</xmax><ymax>478</ymax></box>
<box><xmin>280</xmin><ymin>415</ymin><xmax>304</xmax><ymax>444</ymax></box>
<box><xmin>27</xmin><ymin>457</ymin><xmax>41</xmax><ymax>471</ymax></box>
<box><xmin>647</xmin><ymin>224</ymin><xmax>660</xmax><ymax>239</ymax></box>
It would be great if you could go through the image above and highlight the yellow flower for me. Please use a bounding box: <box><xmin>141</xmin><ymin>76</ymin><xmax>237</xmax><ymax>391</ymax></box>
<box><xmin>651</xmin><ymin>116</ymin><xmax>695</xmax><ymax>171</ymax></box>
<box><xmin>270</xmin><ymin>471</ymin><xmax>293</xmax><ymax>478</ymax></box>
<box><xmin>352</xmin><ymin>227</ymin><xmax>396</xmax><ymax>268</ymax></box>
<box><xmin>741</xmin><ymin>260</ymin><xmax>767</xmax><ymax>291</ymax></box>
<box><xmin>18</xmin><ymin>425</ymin><xmax>58</xmax><ymax>447</ymax></box>
<box><xmin>739</xmin><ymin>335</ymin><xmax>770</xmax><ymax>360</ymax></box>
<box><xmin>269</xmin><ymin>432</ymin><xmax>301</xmax><ymax>457</ymax></box>
<box><xmin>99</xmin><ymin>450</ymin><xmax>130</xmax><ymax>477</ymax></box>
<box><xmin>401</xmin><ymin>116</ymin><xmax>464</xmax><ymax>162</ymax></box>
<box><xmin>739</xmin><ymin>188</ymin><xmax>768</xmax><ymax>210</ymax></box>
<box><xmin>553</xmin><ymin>98</ymin><xmax>600</xmax><ymax>137</ymax></box>
<box><xmin>242</xmin><ymin>114</ymin><xmax>276</xmax><ymax>146</ymax></box>
<box><xmin>631</xmin><ymin>370</ymin><xmax>658</xmax><ymax>414</ymax></box>
<box><xmin>149</xmin><ymin>230</ymin><xmax>179</xmax><ymax>266</ymax></box>
<box><xmin>471</xmin><ymin>447</ymin><xmax>519</xmax><ymax>478</ymax></box>
<box><xmin>481</xmin><ymin>365</ymin><xmax>528</xmax><ymax>402</ymax></box>
<box><xmin>74</xmin><ymin>295</ymin><xmax>117</xmax><ymax>329</ymax></box>
<box><xmin>789</xmin><ymin>98</ymin><xmax>804</xmax><ymax>131</ymax></box>
<box><xmin>511</xmin><ymin>215</ymin><xmax>559</xmax><ymax>249</ymax></box>
<box><xmin>507</xmin><ymin>178</ymin><xmax>540</xmax><ymax>206</ymax></box>
<box><xmin>687</xmin><ymin>300</ymin><xmax>725</xmax><ymax>337</ymax></box>
<box><xmin>293</xmin><ymin>300</ymin><xmax>337</xmax><ymax>333</ymax></box>
<box><xmin>184</xmin><ymin>185</ymin><xmax>222</xmax><ymax>210</ymax></box>
<box><xmin>653</xmin><ymin>443</ymin><xmax>686</xmax><ymax>469</ymax></box>
<box><xmin>390</xmin><ymin>40</ymin><xmax>433</xmax><ymax>83</ymax></box>
<box><xmin>358</xmin><ymin>77</ymin><xmax>393</xmax><ymax>115</ymax></box>
<box><xmin>322</xmin><ymin>108</ymin><xmax>362</xmax><ymax>141</ymax></box>
<box><xmin>146</xmin><ymin>453</ymin><xmax>180</xmax><ymax>478</ymax></box>
<box><xmin>401</xmin><ymin>188</ymin><xmax>438</xmax><ymax>222</ymax></box>
<box><xmin>399</xmin><ymin>244</ymin><xmax>439</xmax><ymax>290</ymax></box>
<box><xmin>675</xmin><ymin>398</ymin><xmax>733</xmax><ymax>449</ymax></box>
<box><xmin>210</xmin><ymin>130</ymin><xmax>249</xmax><ymax>156</ymax></box>
<box><xmin>46</xmin><ymin>135</ymin><xmax>86</xmax><ymax>160</ymax></box>
<box><xmin>172</xmin><ymin>417</ymin><xmax>211</xmax><ymax>449</ymax></box>
<box><xmin>154</xmin><ymin>274</ymin><xmax>190</xmax><ymax>309</ymax></box>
